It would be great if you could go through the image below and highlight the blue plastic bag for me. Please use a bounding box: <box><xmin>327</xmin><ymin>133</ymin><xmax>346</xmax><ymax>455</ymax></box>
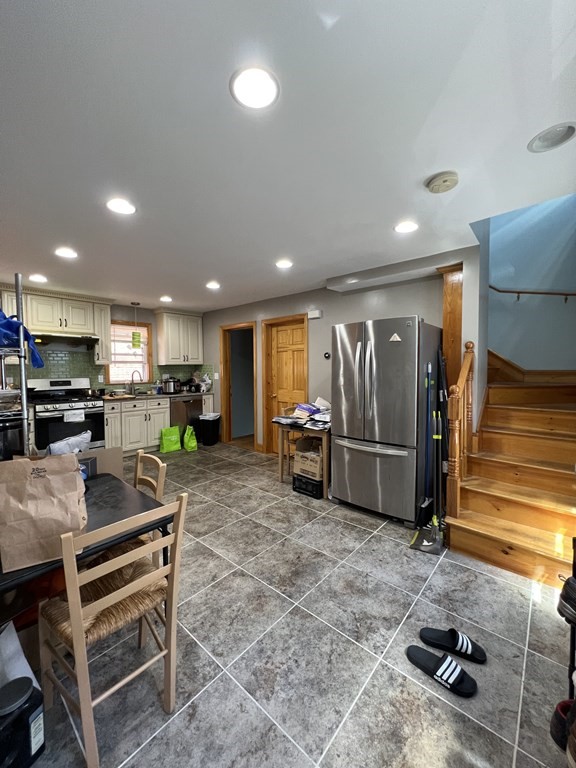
<box><xmin>0</xmin><ymin>310</ymin><xmax>44</xmax><ymax>368</ymax></box>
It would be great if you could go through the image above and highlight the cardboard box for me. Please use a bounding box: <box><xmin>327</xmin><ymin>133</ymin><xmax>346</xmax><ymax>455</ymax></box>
<box><xmin>293</xmin><ymin>436</ymin><xmax>323</xmax><ymax>480</ymax></box>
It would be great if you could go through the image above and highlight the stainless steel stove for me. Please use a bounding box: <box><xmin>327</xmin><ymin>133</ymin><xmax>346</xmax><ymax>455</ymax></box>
<box><xmin>28</xmin><ymin>378</ymin><xmax>105</xmax><ymax>450</ymax></box>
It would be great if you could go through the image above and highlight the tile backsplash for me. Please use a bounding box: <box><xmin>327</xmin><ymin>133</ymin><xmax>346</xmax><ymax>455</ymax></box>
<box><xmin>9</xmin><ymin>350</ymin><xmax>214</xmax><ymax>390</ymax></box>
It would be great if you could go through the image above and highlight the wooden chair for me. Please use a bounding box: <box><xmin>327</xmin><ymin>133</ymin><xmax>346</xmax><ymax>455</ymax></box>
<box><xmin>38</xmin><ymin>493</ymin><xmax>188</xmax><ymax>768</ymax></box>
<box><xmin>133</xmin><ymin>450</ymin><xmax>167</xmax><ymax>501</ymax></box>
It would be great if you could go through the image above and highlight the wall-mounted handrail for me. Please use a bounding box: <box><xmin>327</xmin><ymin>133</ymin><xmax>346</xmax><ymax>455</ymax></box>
<box><xmin>490</xmin><ymin>284</ymin><xmax>576</xmax><ymax>302</ymax></box>
<box><xmin>446</xmin><ymin>341</ymin><xmax>475</xmax><ymax>519</ymax></box>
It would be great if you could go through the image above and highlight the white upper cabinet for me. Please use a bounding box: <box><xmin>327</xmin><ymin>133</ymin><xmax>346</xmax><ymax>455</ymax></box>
<box><xmin>1</xmin><ymin>290</ymin><xmax>28</xmax><ymax>320</ymax></box>
<box><xmin>156</xmin><ymin>311</ymin><xmax>203</xmax><ymax>365</ymax></box>
<box><xmin>93</xmin><ymin>303</ymin><xmax>111</xmax><ymax>364</ymax></box>
<box><xmin>28</xmin><ymin>294</ymin><xmax>95</xmax><ymax>333</ymax></box>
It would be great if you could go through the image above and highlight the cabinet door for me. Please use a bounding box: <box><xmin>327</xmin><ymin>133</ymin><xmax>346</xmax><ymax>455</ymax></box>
<box><xmin>1</xmin><ymin>290</ymin><xmax>28</xmax><ymax>320</ymax></box>
<box><xmin>202</xmin><ymin>394</ymin><xmax>214</xmax><ymax>414</ymax></box>
<box><xmin>147</xmin><ymin>408</ymin><xmax>169</xmax><ymax>448</ymax></box>
<box><xmin>121</xmin><ymin>410</ymin><xmax>147</xmax><ymax>450</ymax></box>
<box><xmin>184</xmin><ymin>316</ymin><xmax>203</xmax><ymax>364</ymax></box>
<box><xmin>63</xmin><ymin>299</ymin><xmax>94</xmax><ymax>333</ymax></box>
<box><xmin>28</xmin><ymin>295</ymin><xmax>63</xmax><ymax>331</ymax></box>
<box><xmin>105</xmin><ymin>412</ymin><xmax>122</xmax><ymax>449</ymax></box>
<box><xmin>162</xmin><ymin>314</ymin><xmax>186</xmax><ymax>364</ymax></box>
<box><xmin>93</xmin><ymin>304</ymin><xmax>111</xmax><ymax>364</ymax></box>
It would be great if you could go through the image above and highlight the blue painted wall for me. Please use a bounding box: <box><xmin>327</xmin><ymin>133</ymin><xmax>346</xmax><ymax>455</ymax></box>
<box><xmin>230</xmin><ymin>329</ymin><xmax>254</xmax><ymax>438</ymax></box>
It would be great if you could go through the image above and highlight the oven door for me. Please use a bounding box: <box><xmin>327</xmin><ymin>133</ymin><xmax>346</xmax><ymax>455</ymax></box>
<box><xmin>34</xmin><ymin>409</ymin><xmax>105</xmax><ymax>450</ymax></box>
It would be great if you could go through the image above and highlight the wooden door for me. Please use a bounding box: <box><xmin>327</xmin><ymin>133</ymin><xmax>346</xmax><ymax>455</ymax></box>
<box><xmin>267</xmin><ymin>319</ymin><xmax>307</xmax><ymax>453</ymax></box>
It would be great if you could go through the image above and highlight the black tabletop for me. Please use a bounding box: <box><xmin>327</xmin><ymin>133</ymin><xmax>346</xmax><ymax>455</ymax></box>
<box><xmin>0</xmin><ymin>473</ymin><xmax>167</xmax><ymax>594</ymax></box>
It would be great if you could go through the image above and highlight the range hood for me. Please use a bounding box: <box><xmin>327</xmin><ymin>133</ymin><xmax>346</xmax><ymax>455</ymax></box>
<box><xmin>33</xmin><ymin>332</ymin><xmax>100</xmax><ymax>347</ymax></box>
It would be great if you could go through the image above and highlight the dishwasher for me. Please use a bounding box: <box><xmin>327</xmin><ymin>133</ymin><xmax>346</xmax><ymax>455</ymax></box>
<box><xmin>170</xmin><ymin>396</ymin><xmax>203</xmax><ymax>437</ymax></box>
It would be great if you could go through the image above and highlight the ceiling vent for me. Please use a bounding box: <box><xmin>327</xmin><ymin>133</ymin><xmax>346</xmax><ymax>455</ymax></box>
<box><xmin>425</xmin><ymin>171</ymin><xmax>459</xmax><ymax>194</ymax></box>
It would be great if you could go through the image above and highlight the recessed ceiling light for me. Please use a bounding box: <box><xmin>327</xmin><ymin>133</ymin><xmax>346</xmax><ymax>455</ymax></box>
<box><xmin>527</xmin><ymin>122</ymin><xmax>576</xmax><ymax>153</ymax></box>
<box><xmin>160</xmin><ymin>295</ymin><xmax>173</xmax><ymax>303</ymax></box>
<box><xmin>276</xmin><ymin>258</ymin><xmax>293</xmax><ymax>269</ymax></box>
<box><xmin>394</xmin><ymin>220</ymin><xmax>419</xmax><ymax>234</ymax></box>
<box><xmin>230</xmin><ymin>67</ymin><xmax>279</xmax><ymax>109</ymax></box>
<box><xmin>54</xmin><ymin>246</ymin><xmax>78</xmax><ymax>259</ymax></box>
<box><xmin>346</xmin><ymin>278</ymin><xmax>359</xmax><ymax>284</ymax></box>
<box><xmin>106</xmin><ymin>197</ymin><xmax>136</xmax><ymax>215</ymax></box>
<box><xmin>29</xmin><ymin>274</ymin><xmax>48</xmax><ymax>283</ymax></box>
<box><xmin>206</xmin><ymin>281</ymin><xmax>220</xmax><ymax>290</ymax></box>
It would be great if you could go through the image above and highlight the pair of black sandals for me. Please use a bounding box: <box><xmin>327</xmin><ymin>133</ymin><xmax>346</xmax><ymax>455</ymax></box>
<box><xmin>406</xmin><ymin>627</ymin><xmax>487</xmax><ymax>698</ymax></box>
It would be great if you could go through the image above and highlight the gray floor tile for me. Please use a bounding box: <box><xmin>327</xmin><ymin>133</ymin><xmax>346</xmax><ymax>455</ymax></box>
<box><xmin>124</xmin><ymin>674</ymin><xmax>313</xmax><ymax>768</ymax></box>
<box><xmin>300</xmin><ymin>563</ymin><xmax>414</xmax><ymax>655</ymax></box>
<box><xmin>35</xmin><ymin>697</ymin><xmax>85</xmax><ymax>767</ymax></box>
<box><xmin>162</xmin><ymin>486</ymin><xmax>214</xmax><ymax>510</ymax></box>
<box><xmin>378</xmin><ymin>519</ymin><xmax>418</xmax><ymax>545</ymax></box>
<box><xmin>421</xmin><ymin>558</ymin><xmax>531</xmax><ymax>645</ymax></box>
<box><xmin>183</xmin><ymin>500</ymin><xmax>244</xmax><ymax>538</ymax></box>
<box><xmin>528</xmin><ymin>584</ymin><xmax>569</xmax><ymax>667</ymax></box>
<box><xmin>229</xmin><ymin>467</ymin><xmax>272</xmax><ymax>486</ymax></box>
<box><xmin>321</xmin><ymin>662</ymin><xmax>515</xmax><ymax>768</ymax></box>
<box><xmin>207</xmin><ymin>459</ymin><xmax>246</xmax><ymax>476</ymax></box>
<box><xmin>167</xmin><ymin>464</ymin><xmax>216</xmax><ymax>486</ymax></box>
<box><xmin>249</xmin><ymin>475</ymin><xmax>295</xmax><ymax>497</ymax></box>
<box><xmin>178</xmin><ymin>569</ymin><xmax>292</xmax><ymax>666</ymax></box>
<box><xmin>61</xmin><ymin>625</ymin><xmax>220</xmax><ymax>768</ymax></box>
<box><xmin>202</xmin><ymin>518</ymin><xmax>285</xmax><ymax>565</ymax></box>
<box><xmin>291</xmin><ymin>516</ymin><xmax>372</xmax><ymax>560</ymax></box>
<box><xmin>443</xmin><ymin>548</ymin><xmax>533</xmax><ymax>589</ymax></box>
<box><xmin>384</xmin><ymin>598</ymin><xmax>524</xmax><ymax>743</ymax></box>
<box><xmin>237</xmin><ymin>451</ymin><xmax>275</xmax><ymax>466</ymax></box>
<box><xmin>244</xmin><ymin>538</ymin><xmax>338</xmax><ymax>601</ymax></box>
<box><xmin>190</xmin><ymin>475</ymin><xmax>247</xmax><ymax>500</ymax></box>
<box><xmin>230</xmin><ymin>606</ymin><xmax>376</xmax><ymax>762</ymax></box>
<box><xmin>178</xmin><ymin>540</ymin><xmax>237</xmax><ymax>602</ymax></box>
<box><xmin>250</xmin><ymin>499</ymin><xmax>321</xmax><ymax>535</ymax></box>
<box><xmin>518</xmin><ymin>651</ymin><xmax>567</xmax><ymax>768</ymax></box>
<box><xmin>346</xmin><ymin>534</ymin><xmax>439</xmax><ymax>595</ymax></box>
<box><xmin>325</xmin><ymin>505</ymin><xmax>385</xmax><ymax>532</ymax></box>
<box><xmin>515</xmin><ymin>752</ymin><xmax>547</xmax><ymax>768</ymax></box>
<box><xmin>286</xmin><ymin>491</ymin><xmax>337</xmax><ymax>514</ymax></box>
<box><xmin>218</xmin><ymin>485</ymin><xmax>279</xmax><ymax>515</ymax></box>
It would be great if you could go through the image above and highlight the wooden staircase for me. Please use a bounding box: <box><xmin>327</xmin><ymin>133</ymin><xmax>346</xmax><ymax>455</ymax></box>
<box><xmin>446</xmin><ymin>382</ymin><xmax>576</xmax><ymax>587</ymax></box>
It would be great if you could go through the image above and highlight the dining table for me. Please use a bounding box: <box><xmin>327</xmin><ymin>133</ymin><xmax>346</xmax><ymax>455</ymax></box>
<box><xmin>0</xmin><ymin>473</ymin><xmax>171</xmax><ymax>603</ymax></box>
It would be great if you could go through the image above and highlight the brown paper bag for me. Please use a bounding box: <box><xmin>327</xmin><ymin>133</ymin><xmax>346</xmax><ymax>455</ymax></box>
<box><xmin>0</xmin><ymin>454</ymin><xmax>88</xmax><ymax>572</ymax></box>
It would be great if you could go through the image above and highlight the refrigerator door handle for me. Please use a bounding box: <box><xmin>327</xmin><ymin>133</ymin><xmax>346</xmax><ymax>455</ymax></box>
<box><xmin>354</xmin><ymin>342</ymin><xmax>363</xmax><ymax>419</ymax></box>
<box><xmin>334</xmin><ymin>438</ymin><xmax>408</xmax><ymax>457</ymax></box>
<box><xmin>365</xmin><ymin>340</ymin><xmax>374</xmax><ymax>417</ymax></box>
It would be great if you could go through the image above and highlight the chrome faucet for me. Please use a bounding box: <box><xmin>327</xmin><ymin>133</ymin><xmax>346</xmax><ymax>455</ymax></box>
<box><xmin>130</xmin><ymin>370</ymin><xmax>144</xmax><ymax>395</ymax></box>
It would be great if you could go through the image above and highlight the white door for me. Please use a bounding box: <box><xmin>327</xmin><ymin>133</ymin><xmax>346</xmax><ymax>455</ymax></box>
<box><xmin>28</xmin><ymin>295</ymin><xmax>63</xmax><ymax>331</ymax></box>
<box><xmin>93</xmin><ymin>304</ymin><xmax>111</xmax><ymax>364</ymax></box>
<box><xmin>63</xmin><ymin>300</ymin><xmax>94</xmax><ymax>333</ymax></box>
<box><xmin>147</xmin><ymin>408</ymin><xmax>169</xmax><ymax>448</ymax></box>
<box><xmin>121</xmin><ymin>410</ymin><xmax>147</xmax><ymax>450</ymax></box>
<box><xmin>105</xmin><ymin>412</ymin><xmax>122</xmax><ymax>448</ymax></box>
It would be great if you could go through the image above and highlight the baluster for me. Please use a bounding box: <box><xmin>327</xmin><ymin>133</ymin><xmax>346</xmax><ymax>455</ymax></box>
<box><xmin>447</xmin><ymin>384</ymin><xmax>461</xmax><ymax>518</ymax></box>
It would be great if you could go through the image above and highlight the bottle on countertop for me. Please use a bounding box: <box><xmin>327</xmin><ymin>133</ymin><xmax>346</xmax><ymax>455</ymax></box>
<box><xmin>155</xmin><ymin>380</ymin><xmax>163</xmax><ymax>394</ymax></box>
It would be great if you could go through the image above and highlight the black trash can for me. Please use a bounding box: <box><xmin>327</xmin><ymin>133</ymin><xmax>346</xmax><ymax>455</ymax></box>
<box><xmin>200</xmin><ymin>414</ymin><xmax>220</xmax><ymax>446</ymax></box>
<box><xmin>188</xmin><ymin>414</ymin><xmax>203</xmax><ymax>444</ymax></box>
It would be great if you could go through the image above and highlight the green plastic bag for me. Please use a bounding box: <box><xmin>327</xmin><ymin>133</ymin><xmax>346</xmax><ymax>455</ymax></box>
<box><xmin>183</xmin><ymin>425</ymin><xmax>198</xmax><ymax>452</ymax></box>
<box><xmin>160</xmin><ymin>425</ymin><xmax>181</xmax><ymax>453</ymax></box>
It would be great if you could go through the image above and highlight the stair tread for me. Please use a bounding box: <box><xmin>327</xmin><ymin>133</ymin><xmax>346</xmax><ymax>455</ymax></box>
<box><xmin>488</xmin><ymin>403</ymin><xmax>576</xmax><ymax>413</ymax></box>
<box><xmin>482</xmin><ymin>424</ymin><xmax>576</xmax><ymax>441</ymax></box>
<box><xmin>446</xmin><ymin>510</ymin><xmax>573</xmax><ymax>562</ymax></box>
<box><xmin>473</xmin><ymin>451</ymin><xmax>574</xmax><ymax>474</ymax></box>
<box><xmin>488</xmin><ymin>382</ymin><xmax>576</xmax><ymax>388</ymax></box>
<box><xmin>461</xmin><ymin>476</ymin><xmax>576</xmax><ymax>511</ymax></box>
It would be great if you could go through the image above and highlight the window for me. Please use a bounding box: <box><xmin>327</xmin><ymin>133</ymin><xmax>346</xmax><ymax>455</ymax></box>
<box><xmin>107</xmin><ymin>322</ymin><xmax>153</xmax><ymax>384</ymax></box>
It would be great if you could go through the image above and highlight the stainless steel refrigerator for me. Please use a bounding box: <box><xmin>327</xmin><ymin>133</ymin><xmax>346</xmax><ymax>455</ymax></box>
<box><xmin>331</xmin><ymin>316</ymin><xmax>441</xmax><ymax>525</ymax></box>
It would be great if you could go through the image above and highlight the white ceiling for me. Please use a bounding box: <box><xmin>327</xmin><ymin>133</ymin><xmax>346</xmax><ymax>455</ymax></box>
<box><xmin>1</xmin><ymin>0</ymin><xmax>575</xmax><ymax>312</ymax></box>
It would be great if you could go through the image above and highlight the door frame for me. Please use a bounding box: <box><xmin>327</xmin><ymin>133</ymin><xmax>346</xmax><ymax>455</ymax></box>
<box><xmin>219</xmin><ymin>322</ymin><xmax>257</xmax><ymax>445</ymax></box>
<box><xmin>262</xmin><ymin>313</ymin><xmax>308</xmax><ymax>454</ymax></box>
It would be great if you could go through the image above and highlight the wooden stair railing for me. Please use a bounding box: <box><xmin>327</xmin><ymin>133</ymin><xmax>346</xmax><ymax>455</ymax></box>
<box><xmin>446</xmin><ymin>341</ymin><xmax>475</xmax><ymax>520</ymax></box>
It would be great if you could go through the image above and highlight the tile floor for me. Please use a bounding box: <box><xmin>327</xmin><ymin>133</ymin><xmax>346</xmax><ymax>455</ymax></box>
<box><xmin>37</xmin><ymin>444</ymin><xmax>569</xmax><ymax>768</ymax></box>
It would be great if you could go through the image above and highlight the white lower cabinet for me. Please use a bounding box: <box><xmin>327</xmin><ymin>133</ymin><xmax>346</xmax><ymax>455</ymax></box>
<box><xmin>105</xmin><ymin>398</ymin><xmax>169</xmax><ymax>451</ymax></box>
<box><xmin>202</xmin><ymin>394</ymin><xmax>214</xmax><ymax>413</ymax></box>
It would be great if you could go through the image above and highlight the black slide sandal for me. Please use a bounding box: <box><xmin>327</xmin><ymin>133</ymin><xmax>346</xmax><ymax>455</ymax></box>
<box><xmin>419</xmin><ymin>627</ymin><xmax>487</xmax><ymax>664</ymax></box>
<box><xmin>406</xmin><ymin>646</ymin><xmax>478</xmax><ymax>698</ymax></box>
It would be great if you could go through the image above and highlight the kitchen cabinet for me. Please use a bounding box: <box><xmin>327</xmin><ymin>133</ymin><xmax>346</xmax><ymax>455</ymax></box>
<box><xmin>202</xmin><ymin>394</ymin><xmax>214</xmax><ymax>413</ymax></box>
<box><xmin>93</xmin><ymin>303</ymin><xmax>112</xmax><ymax>364</ymax></box>
<box><xmin>156</xmin><ymin>311</ymin><xmax>203</xmax><ymax>365</ymax></box>
<box><xmin>28</xmin><ymin>295</ymin><xmax>94</xmax><ymax>334</ymax></box>
<box><xmin>1</xmin><ymin>290</ymin><xmax>27</xmax><ymax>320</ymax></box>
<box><xmin>104</xmin><ymin>403</ymin><xmax>122</xmax><ymax>449</ymax></box>
<box><xmin>111</xmin><ymin>397</ymin><xmax>170</xmax><ymax>451</ymax></box>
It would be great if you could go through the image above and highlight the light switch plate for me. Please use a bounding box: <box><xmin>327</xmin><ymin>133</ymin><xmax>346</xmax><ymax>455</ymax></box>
<box><xmin>98</xmin><ymin>375</ymin><xmax>104</xmax><ymax>383</ymax></box>
<box><xmin>214</xmin><ymin>372</ymin><xmax>219</xmax><ymax>380</ymax></box>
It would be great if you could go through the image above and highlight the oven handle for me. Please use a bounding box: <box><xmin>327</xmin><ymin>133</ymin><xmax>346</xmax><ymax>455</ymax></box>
<box><xmin>35</xmin><ymin>408</ymin><xmax>104</xmax><ymax>419</ymax></box>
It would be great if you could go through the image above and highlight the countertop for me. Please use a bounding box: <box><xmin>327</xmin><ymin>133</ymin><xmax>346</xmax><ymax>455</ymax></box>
<box><xmin>103</xmin><ymin>392</ymin><xmax>210</xmax><ymax>401</ymax></box>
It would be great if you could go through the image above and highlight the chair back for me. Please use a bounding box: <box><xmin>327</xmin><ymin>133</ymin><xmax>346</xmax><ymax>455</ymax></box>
<box><xmin>134</xmin><ymin>450</ymin><xmax>167</xmax><ymax>501</ymax></box>
<box><xmin>60</xmin><ymin>494</ymin><xmax>187</xmax><ymax>649</ymax></box>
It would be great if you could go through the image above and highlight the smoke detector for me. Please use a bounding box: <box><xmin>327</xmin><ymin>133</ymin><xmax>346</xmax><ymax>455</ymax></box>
<box><xmin>425</xmin><ymin>171</ymin><xmax>459</xmax><ymax>194</ymax></box>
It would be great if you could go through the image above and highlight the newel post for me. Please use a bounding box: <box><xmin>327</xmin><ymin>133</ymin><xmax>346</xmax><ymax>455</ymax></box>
<box><xmin>464</xmin><ymin>341</ymin><xmax>474</xmax><ymax>456</ymax></box>
<box><xmin>446</xmin><ymin>384</ymin><xmax>461</xmax><ymax>518</ymax></box>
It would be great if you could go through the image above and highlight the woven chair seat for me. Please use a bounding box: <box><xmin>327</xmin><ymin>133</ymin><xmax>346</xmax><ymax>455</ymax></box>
<box><xmin>40</xmin><ymin>554</ymin><xmax>167</xmax><ymax>648</ymax></box>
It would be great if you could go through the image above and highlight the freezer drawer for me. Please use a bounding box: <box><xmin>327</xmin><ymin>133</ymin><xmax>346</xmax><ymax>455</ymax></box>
<box><xmin>331</xmin><ymin>436</ymin><xmax>417</xmax><ymax>523</ymax></box>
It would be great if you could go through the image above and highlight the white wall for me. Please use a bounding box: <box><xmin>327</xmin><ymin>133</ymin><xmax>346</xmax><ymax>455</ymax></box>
<box><xmin>462</xmin><ymin>242</ymin><xmax>488</xmax><ymax>428</ymax></box>
<box><xmin>202</xmin><ymin>278</ymin><xmax>443</xmax><ymax>444</ymax></box>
